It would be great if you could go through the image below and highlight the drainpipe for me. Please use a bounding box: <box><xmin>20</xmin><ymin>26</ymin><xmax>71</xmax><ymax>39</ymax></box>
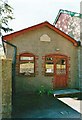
<box><xmin>2</xmin><ymin>36</ymin><xmax>17</xmax><ymax>98</ymax></box>
<box><xmin>77</xmin><ymin>41</ymin><xmax>81</xmax><ymax>90</ymax></box>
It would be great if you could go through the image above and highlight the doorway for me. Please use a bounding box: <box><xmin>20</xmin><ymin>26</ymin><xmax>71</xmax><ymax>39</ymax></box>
<box><xmin>53</xmin><ymin>54</ymin><xmax>68</xmax><ymax>89</ymax></box>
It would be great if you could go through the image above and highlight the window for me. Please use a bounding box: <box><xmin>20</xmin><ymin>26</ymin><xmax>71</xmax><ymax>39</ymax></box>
<box><xmin>45</xmin><ymin>56</ymin><xmax>54</xmax><ymax>75</ymax></box>
<box><xmin>20</xmin><ymin>56</ymin><xmax>34</xmax><ymax>61</ymax></box>
<box><xmin>19</xmin><ymin>53</ymin><xmax>35</xmax><ymax>76</ymax></box>
<box><xmin>40</xmin><ymin>34</ymin><xmax>51</xmax><ymax>42</ymax></box>
<box><xmin>56</xmin><ymin>59</ymin><xmax>66</xmax><ymax>74</ymax></box>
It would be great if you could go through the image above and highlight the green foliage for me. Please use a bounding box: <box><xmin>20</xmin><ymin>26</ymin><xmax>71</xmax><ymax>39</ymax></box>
<box><xmin>0</xmin><ymin>0</ymin><xmax>14</xmax><ymax>36</ymax></box>
<box><xmin>36</xmin><ymin>85</ymin><xmax>53</xmax><ymax>96</ymax></box>
<box><xmin>47</xmin><ymin>89</ymin><xmax>53</xmax><ymax>95</ymax></box>
<box><xmin>37</xmin><ymin>85</ymin><xmax>46</xmax><ymax>95</ymax></box>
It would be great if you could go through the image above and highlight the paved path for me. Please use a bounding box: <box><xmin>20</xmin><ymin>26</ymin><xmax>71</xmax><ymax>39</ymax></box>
<box><xmin>58</xmin><ymin>98</ymin><xmax>81</xmax><ymax>113</ymax></box>
<box><xmin>12</xmin><ymin>94</ymin><xmax>81</xmax><ymax>119</ymax></box>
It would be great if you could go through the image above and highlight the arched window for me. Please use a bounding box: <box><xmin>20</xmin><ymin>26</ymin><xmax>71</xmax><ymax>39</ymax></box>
<box><xmin>19</xmin><ymin>53</ymin><xmax>35</xmax><ymax>76</ymax></box>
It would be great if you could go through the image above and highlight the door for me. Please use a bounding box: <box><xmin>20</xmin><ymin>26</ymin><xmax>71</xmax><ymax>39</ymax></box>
<box><xmin>53</xmin><ymin>55</ymin><xmax>68</xmax><ymax>89</ymax></box>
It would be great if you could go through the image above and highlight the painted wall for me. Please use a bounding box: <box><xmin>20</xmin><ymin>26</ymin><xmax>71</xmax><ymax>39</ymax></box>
<box><xmin>6</xmin><ymin>26</ymin><xmax>79</xmax><ymax>93</ymax></box>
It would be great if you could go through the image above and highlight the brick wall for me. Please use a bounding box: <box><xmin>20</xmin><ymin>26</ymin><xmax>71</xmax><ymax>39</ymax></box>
<box><xmin>0</xmin><ymin>58</ymin><xmax>12</xmax><ymax>118</ymax></box>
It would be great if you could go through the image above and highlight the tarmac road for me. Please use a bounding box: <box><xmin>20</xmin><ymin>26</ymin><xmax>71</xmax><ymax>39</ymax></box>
<box><xmin>12</xmin><ymin>93</ymin><xmax>81</xmax><ymax>119</ymax></box>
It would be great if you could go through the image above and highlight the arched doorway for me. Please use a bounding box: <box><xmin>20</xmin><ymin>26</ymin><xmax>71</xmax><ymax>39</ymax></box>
<box><xmin>45</xmin><ymin>54</ymin><xmax>69</xmax><ymax>89</ymax></box>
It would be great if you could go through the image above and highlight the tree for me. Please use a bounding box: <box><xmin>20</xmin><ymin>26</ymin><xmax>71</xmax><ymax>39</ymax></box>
<box><xmin>0</xmin><ymin>0</ymin><xmax>14</xmax><ymax>36</ymax></box>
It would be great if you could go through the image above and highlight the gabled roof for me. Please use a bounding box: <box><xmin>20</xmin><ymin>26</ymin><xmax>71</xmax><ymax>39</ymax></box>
<box><xmin>53</xmin><ymin>9</ymin><xmax>81</xmax><ymax>41</ymax></box>
<box><xmin>3</xmin><ymin>21</ymin><xmax>78</xmax><ymax>46</ymax></box>
<box><xmin>54</xmin><ymin>9</ymin><xmax>82</xmax><ymax>24</ymax></box>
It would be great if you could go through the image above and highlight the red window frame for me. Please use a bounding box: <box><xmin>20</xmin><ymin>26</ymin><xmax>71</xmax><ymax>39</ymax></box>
<box><xmin>19</xmin><ymin>53</ymin><xmax>35</xmax><ymax>76</ymax></box>
<box><xmin>45</xmin><ymin>55</ymin><xmax>54</xmax><ymax>76</ymax></box>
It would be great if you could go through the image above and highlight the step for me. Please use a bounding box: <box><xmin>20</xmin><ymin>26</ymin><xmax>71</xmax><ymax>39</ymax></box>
<box><xmin>51</xmin><ymin>89</ymin><xmax>81</xmax><ymax>96</ymax></box>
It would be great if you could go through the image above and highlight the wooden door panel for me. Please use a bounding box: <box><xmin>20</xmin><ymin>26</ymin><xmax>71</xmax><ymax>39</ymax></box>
<box><xmin>53</xmin><ymin>75</ymin><xmax>67</xmax><ymax>88</ymax></box>
<box><xmin>53</xmin><ymin>55</ymin><xmax>68</xmax><ymax>89</ymax></box>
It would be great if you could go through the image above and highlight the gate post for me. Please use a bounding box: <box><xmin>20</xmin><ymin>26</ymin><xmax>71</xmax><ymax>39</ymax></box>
<box><xmin>0</xmin><ymin>59</ymin><xmax>2</xmax><ymax>119</ymax></box>
<box><xmin>80</xmin><ymin>1</ymin><xmax>82</xmax><ymax>118</ymax></box>
<box><xmin>0</xmin><ymin>58</ymin><xmax>12</xmax><ymax>119</ymax></box>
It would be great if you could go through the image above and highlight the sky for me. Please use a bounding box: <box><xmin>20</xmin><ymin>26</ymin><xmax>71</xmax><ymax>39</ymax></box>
<box><xmin>8</xmin><ymin>0</ymin><xmax>81</xmax><ymax>33</ymax></box>
<box><xmin>0</xmin><ymin>0</ymin><xmax>81</xmax><ymax>55</ymax></box>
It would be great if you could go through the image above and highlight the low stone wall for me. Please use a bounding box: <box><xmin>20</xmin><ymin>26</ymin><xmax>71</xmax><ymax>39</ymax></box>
<box><xmin>0</xmin><ymin>58</ymin><xmax>12</xmax><ymax>119</ymax></box>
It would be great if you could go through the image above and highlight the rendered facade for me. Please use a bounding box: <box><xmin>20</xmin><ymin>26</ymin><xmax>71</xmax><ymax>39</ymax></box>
<box><xmin>3</xmin><ymin>21</ymin><xmax>79</xmax><ymax>93</ymax></box>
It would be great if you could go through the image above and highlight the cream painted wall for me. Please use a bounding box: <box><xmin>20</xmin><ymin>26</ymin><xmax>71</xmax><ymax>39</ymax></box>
<box><xmin>6</xmin><ymin>26</ymin><xmax>79</xmax><ymax>93</ymax></box>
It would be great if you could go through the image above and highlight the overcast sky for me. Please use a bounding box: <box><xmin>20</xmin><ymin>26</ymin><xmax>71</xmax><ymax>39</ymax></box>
<box><xmin>8</xmin><ymin>0</ymin><xmax>81</xmax><ymax>33</ymax></box>
<box><xmin>0</xmin><ymin>0</ymin><xmax>81</xmax><ymax>55</ymax></box>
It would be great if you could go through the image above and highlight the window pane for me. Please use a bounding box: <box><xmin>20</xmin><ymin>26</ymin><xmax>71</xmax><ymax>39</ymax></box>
<box><xmin>56</xmin><ymin>59</ymin><xmax>66</xmax><ymax>74</ymax></box>
<box><xmin>20</xmin><ymin>62</ymin><xmax>34</xmax><ymax>75</ymax></box>
<box><xmin>46</xmin><ymin>62</ymin><xmax>54</xmax><ymax>73</ymax></box>
<box><xmin>20</xmin><ymin>56</ymin><xmax>34</xmax><ymax>60</ymax></box>
<box><xmin>46</xmin><ymin>57</ymin><xmax>53</xmax><ymax>61</ymax></box>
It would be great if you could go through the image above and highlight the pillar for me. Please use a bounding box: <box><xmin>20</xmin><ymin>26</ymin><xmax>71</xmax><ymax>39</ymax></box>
<box><xmin>0</xmin><ymin>58</ymin><xmax>12</xmax><ymax>119</ymax></box>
